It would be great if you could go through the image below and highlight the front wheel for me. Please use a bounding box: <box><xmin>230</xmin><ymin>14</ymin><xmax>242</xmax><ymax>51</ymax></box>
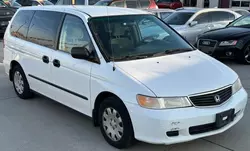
<box><xmin>12</xmin><ymin>65</ymin><xmax>33</xmax><ymax>99</ymax></box>
<box><xmin>99</xmin><ymin>97</ymin><xmax>135</xmax><ymax>149</ymax></box>
<box><xmin>237</xmin><ymin>44</ymin><xmax>250</xmax><ymax>64</ymax></box>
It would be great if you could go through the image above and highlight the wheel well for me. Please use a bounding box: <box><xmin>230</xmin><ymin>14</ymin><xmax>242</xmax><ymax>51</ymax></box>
<box><xmin>92</xmin><ymin>92</ymin><xmax>124</xmax><ymax>127</ymax></box>
<box><xmin>9</xmin><ymin>61</ymin><xmax>20</xmax><ymax>81</ymax></box>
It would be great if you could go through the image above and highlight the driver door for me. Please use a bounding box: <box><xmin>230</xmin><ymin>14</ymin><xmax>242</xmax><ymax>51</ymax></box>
<box><xmin>185</xmin><ymin>13</ymin><xmax>211</xmax><ymax>45</ymax></box>
<box><xmin>50</xmin><ymin>14</ymin><xmax>94</xmax><ymax>116</ymax></box>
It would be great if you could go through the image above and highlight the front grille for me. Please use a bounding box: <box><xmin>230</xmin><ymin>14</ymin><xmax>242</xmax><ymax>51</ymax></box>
<box><xmin>199</xmin><ymin>39</ymin><xmax>217</xmax><ymax>47</ymax></box>
<box><xmin>198</xmin><ymin>39</ymin><xmax>218</xmax><ymax>55</ymax></box>
<box><xmin>189</xmin><ymin>86</ymin><xmax>232</xmax><ymax>107</ymax></box>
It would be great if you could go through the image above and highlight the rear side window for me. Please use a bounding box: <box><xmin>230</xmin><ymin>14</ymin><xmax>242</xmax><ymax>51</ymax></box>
<box><xmin>209</xmin><ymin>11</ymin><xmax>235</xmax><ymax>22</ymax></box>
<box><xmin>110</xmin><ymin>1</ymin><xmax>125</xmax><ymax>7</ymax></box>
<box><xmin>10</xmin><ymin>10</ymin><xmax>35</xmax><ymax>40</ymax></box>
<box><xmin>27</xmin><ymin>11</ymin><xmax>63</xmax><ymax>49</ymax></box>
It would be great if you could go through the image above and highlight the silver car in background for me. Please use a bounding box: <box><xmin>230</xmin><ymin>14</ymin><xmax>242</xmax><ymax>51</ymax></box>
<box><xmin>145</xmin><ymin>9</ymin><xmax>175</xmax><ymax>20</ymax></box>
<box><xmin>164</xmin><ymin>8</ymin><xmax>241</xmax><ymax>45</ymax></box>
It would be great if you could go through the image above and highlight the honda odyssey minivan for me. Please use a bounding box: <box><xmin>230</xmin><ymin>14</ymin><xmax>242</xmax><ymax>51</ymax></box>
<box><xmin>3</xmin><ymin>6</ymin><xmax>248</xmax><ymax>149</ymax></box>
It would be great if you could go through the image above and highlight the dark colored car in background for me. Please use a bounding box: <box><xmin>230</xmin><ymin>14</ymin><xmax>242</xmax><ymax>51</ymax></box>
<box><xmin>0</xmin><ymin>0</ymin><xmax>16</xmax><ymax>34</ymax></box>
<box><xmin>197</xmin><ymin>15</ymin><xmax>250</xmax><ymax>64</ymax></box>
<box><xmin>94</xmin><ymin>0</ymin><xmax>158</xmax><ymax>9</ymax></box>
<box><xmin>155</xmin><ymin>0</ymin><xmax>182</xmax><ymax>9</ymax></box>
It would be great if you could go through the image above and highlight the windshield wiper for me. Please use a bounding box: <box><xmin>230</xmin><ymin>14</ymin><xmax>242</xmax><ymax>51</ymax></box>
<box><xmin>164</xmin><ymin>48</ymin><xmax>194</xmax><ymax>55</ymax></box>
<box><xmin>112</xmin><ymin>55</ymin><xmax>150</xmax><ymax>61</ymax></box>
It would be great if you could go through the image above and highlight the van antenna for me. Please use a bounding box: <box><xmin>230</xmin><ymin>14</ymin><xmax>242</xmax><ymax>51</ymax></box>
<box><xmin>106</xmin><ymin>6</ymin><xmax>116</xmax><ymax>71</ymax></box>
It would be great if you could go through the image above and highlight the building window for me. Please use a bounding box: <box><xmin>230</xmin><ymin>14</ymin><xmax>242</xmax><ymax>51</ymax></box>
<box><xmin>232</xmin><ymin>1</ymin><xmax>240</xmax><ymax>7</ymax></box>
<box><xmin>241</xmin><ymin>1</ymin><xmax>250</xmax><ymax>7</ymax></box>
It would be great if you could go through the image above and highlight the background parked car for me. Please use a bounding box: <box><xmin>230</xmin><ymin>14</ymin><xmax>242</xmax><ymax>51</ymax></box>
<box><xmin>56</xmin><ymin>0</ymin><xmax>98</xmax><ymax>5</ymax></box>
<box><xmin>164</xmin><ymin>8</ymin><xmax>241</xmax><ymax>45</ymax></box>
<box><xmin>155</xmin><ymin>0</ymin><xmax>182</xmax><ymax>9</ymax></box>
<box><xmin>231</xmin><ymin>8</ymin><xmax>250</xmax><ymax>16</ymax></box>
<box><xmin>197</xmin><ymin>15</ymin><xmax>250</xmax><ymax>64</ymax></box>
<box><xmin>0</xmin><ymin>0</ymin><xmax>16</xmax><ymax>34</ymax></box>
<box><xmin>145</xmin><ymin>8</ymin><xmax>175</xmax><ymax>20</ymax></box>
<box><xmin>94</xmin><ymin>0</ymin><xmax>158</xmax><ymax>9</ymax></box>
<box><xmin>13</xmin><ymin>0</ymin><xmax>53</xmax><ymax>5</ymax></box>
<box><xmin>31</xmin><ymin>0</ymin><xmax>53</xmax><ymax>5</ymax></box>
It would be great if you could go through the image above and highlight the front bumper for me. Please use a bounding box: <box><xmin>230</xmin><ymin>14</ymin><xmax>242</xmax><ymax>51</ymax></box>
<box><xmin>197</xmin><ymin>39</ymin><xmax>242</xmax><ymax>58</ymax></box>
<box><xmin>125</xmin><ymin>88</ymin><xmax>248</xmax><ymax>145</ymax></box>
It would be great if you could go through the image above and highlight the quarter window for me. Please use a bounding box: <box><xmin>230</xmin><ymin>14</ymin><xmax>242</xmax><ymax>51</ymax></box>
<box><xmin>10</xmin><ymin>10</ymin><xmax>35</xmax><ymax>40</ymax></box>
<box><xmin>27</xmin><ymin>11</ymin><xmax>63</xmax><ymax>49</ymax></box>
<box><xmin>58</xmin><ymin>15</ymin><xmax>95</xmax><ymax>55</ymax></box>
<box><xmin>210</xmin><ymin>11</ymin><xmax>235</xmax><ymax>22</ymax></box>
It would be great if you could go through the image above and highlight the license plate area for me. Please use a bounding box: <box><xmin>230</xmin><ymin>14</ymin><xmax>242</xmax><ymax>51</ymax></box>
<box><xmin>215</xmin><ymin>109</ymin><xmax>235</xmax><ymax>128</ymax></box>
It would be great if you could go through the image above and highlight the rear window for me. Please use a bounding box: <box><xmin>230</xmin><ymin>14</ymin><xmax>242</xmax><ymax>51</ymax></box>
<box><xmin>139</xmin><ymin>0</ymin><xmax>150</xmax><ymax>8</ymax></box>
<box><xmin>10</xmin><ymin>10</ymin><xmax>35</xmax><ymax>40</ymax></box>
<box><xmin>164</xmin><ymin>12</ymin><xmax>194</xmax><ymax>25</ymax></box>
<box><xmin>125</xmin><ymin>0</ymin><xmax>138</xmax><ymax>8</ymax></box>
<box><xmin>27</xmin><ymin>11</ymin><xmax>63</xmax><ymax>49</ymax></box>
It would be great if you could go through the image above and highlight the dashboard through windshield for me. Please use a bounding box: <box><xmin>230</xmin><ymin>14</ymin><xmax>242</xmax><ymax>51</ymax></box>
<box><xmin>89</xmin><ymin>15</ymin><xmax>194</xmax><ymax>61</ymax></box>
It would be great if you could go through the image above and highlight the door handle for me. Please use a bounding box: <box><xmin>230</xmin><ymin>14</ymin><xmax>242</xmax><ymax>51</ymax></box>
<box><xmin>53</xmin><ymin>59</ymin><xmax>60</xmax><ymax>68</ymax></box>
<box><xmin>42</xmin><ymin>55</ymin><xmax>49</xmax><ymax>64</ymax></box>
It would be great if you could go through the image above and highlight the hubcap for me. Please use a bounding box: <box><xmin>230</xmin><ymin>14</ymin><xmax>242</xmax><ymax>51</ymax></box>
<box><xmin>244</xmin><ymin>46</ymin><xmax>250</xmax><ymax>63</ymax></box>
<box><xmin>102</xmin><ymin>107</ymin><xmax>124</xmax><ymax>142</ymax></box>
<box><xmin>14</xmin><ymin>71</ymin><xmax>24</xmax><ymax>94</ymax></box>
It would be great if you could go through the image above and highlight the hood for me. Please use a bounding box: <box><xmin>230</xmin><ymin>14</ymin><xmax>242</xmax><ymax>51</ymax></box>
<box><xmin>115</xmin><ymin>50</ymin><xmax>237</xmax><ymax>97</ymax></box>
<box><xmin>200</xmin><ymin>27</ymin><xmax>250</xmax><ymax>40</ymax></box>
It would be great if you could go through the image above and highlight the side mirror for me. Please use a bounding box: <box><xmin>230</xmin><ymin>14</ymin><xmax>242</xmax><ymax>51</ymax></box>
<box><xmin>189</xmin><ymin>21</ymin><xmax>198</xmax><ymax>27</ymax></box>
<box><xmin>71</xmin><ymin>47</ymin><xmax>90</xmax><ymax>60</ymax></box>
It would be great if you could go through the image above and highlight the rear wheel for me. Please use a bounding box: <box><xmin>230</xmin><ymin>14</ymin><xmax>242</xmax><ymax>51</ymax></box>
<box><xmin>99</xmin><ymin>97</ymin><xmax>135</xmax><ymax>149</ymax></box>
<box><xmin>12</xmin><ymin>65</ymin><xmax>33</xmax><ymax>99</ymax></box>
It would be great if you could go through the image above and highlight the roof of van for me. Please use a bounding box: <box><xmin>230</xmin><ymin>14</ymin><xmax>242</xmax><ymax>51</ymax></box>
<box><xmin>18</xmin><ymin>6</ymin><xmax>150</xmax><ymax>17</ymax></box>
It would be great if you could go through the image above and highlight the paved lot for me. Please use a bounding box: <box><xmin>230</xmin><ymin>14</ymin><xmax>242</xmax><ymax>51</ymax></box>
<box><xmin>0</xmin><ymin>38</ymin><xmax>249</xmax><ymax>151</ymax></box>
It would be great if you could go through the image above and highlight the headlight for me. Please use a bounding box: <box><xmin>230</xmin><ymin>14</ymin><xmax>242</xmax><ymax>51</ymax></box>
<box><xmin>136</xmin><ymin>95</ymin><xmax>192</xmax><ymax>109</ymax></box>
<box><xmin>219</xmin><ymin>40</ymin><xmax>237</xmax><ymax>46</ymax></box>
<box><xmin>232</xmin><ymin>78</ymin><xmax>242</xmax><ymax>94</ymax></box>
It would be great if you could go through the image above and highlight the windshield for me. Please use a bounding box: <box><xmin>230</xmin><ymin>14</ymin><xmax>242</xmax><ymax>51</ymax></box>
<box><xmin>164</xmin><ymin>12</ymin><xmax>194</xmax><ymax>25</ymax></box>
<box><xmin>89</xmin><ymin>15</ymin><xmax>194</xmax><ymax>61</ymax></box>
<box><xmin>94</xmin><ymin>0</ymin><xmax>110</xmax><ymax>5</ymax></box>
<box><xmin>228</xmin><ymin>15</ymin><xmax>250</xmax><ymax>28</ymax></box>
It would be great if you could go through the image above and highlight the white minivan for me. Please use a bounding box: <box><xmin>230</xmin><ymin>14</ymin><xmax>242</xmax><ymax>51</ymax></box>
<box><xmin>3</xmin><ymin>6</ymin><xmax>248</xmax><ymax>149</ymax></box>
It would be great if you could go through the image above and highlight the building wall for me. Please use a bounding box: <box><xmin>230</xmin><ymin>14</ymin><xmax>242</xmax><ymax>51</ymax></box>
<box><xmin>180</xmin><ymin>0</ymin><xmax>229</xmax><ymax>8</ymax></box>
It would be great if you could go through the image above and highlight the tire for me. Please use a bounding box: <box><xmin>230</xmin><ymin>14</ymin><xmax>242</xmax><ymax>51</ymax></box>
<box><xmin>12</xmin><ymin>65</ymin><xmax>33</xmax><ymax>99</ymax></box>
<box><xmin>99</xmin><ymin>97</ymin><xmax>135</xmax><ymax>149</ymax></box>
<box><xmin>237</xmin><ymin>44</ymin><xmax>250</xmax><ymax>65</ymax></box>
